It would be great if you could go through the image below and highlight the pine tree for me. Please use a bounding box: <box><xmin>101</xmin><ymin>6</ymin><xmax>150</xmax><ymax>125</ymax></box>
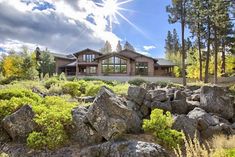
<box><xmin>124</xmin><ymin>41</ymin><xmax>135</xmax><ymax>51</ymax></box>
<box><xmin>165</xmin><ymin>31</ymin><xmax>173</xmax><ymax>54</ymax></box>
<box><xmin>167</xmin><ymin>0</ymin><xmax>190</xmax><ymax>86</ymax></box>
<box><xmin>172</xmin><ymin>29</ymin><xmax>180</xmax><ymax>52</ymax></box>
<box><xmin>116</xmin><ymin>41</ymin><xmax>122</xmax><ymax>52</ymax></box>
<box><xmin>100</xmin><ymin>41</ymin><xmax>112</xmax><ymax>54</ymax></box>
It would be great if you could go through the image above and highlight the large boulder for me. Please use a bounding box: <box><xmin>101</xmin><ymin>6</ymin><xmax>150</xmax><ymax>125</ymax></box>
<box><xmin>0</xmin><ymin>125</ymin><xmax>11</xmax><ymax>143</ymax></box>
<box><xmin>87</xmin><ymin>87</ymin><xmax>141</xmax><ymax>140</ymax></box>
<box><xmin>145</xmin><ymin>89</ymin><xmax>167</xmax><ymax>102</ymax></box>
<box><xmin>70</xmin><ymin>106</ymin><xmax>103</xmax><ymax>146</ymax></box>
<box><xmin>171</xmin><ymin>100</ymin><xmax>188</xmax><ymax>114</ymax></box>
<box><xmin>151</xmin><ymin>101</ymin><xmax>172</xmax><ymax>112</ymax></box>
<box><xmin>200</xmin><ymin>86</ymin><xmax>234</xmax><ymax>119</ymax></box>
<box><xmin>172</xmin><ymin>115</ymin><xmax>198</xmax><ymax>139</ymax></box>
<box><xmin>80</xmin><ymin>140</ymin><xmax>171</xmax><ymax>157</ymax></box>
<box><xmin>174</xmin><ymin>90</ymin><xmax>186</xmax><ymax>100</ymax></box>
<box><xmin>2</xmin><ymin>105</ymin><xmax>37</xmax><ymax>142</ymax></box>
<box><xmin>128</xmin><ymin>86</ymin><xmax>147</xmax><ymax>105</ymax></box>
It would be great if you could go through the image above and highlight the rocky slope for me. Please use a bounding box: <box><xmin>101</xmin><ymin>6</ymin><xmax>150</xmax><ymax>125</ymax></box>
<box><xmin>1</xmin><ymin>84</ymin><xmax>235</xmax><ymax>157</ymax></box>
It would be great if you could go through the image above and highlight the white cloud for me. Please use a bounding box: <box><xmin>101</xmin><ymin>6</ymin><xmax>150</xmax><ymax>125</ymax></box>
<box><xmin>0</xmin><ymin>0</ymin><xmax>120</xmax><ymax>53</ymax></box>
<box><xmin>143</xmin><ymin>45</ymin><xmax>156</xmax><ymax>51</ymax></box>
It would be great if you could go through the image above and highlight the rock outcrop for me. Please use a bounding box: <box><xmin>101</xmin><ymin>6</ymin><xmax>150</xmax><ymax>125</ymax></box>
<box><xmin>2</xmin><ymin>105</ymin><xmax>37</xmax><ymax>142</ymax></box>
<box><xmin>87</xmin><ymin>87</ymin><xmax>141</xmax><ymax>140</ymax></box>
<box><xmin>200</xmin><ymin>86</ymin><xmax>234</xmax><ymax>119</ymax></box>
<box><xmin>80</xmin><ymin>140</ymin><xmax>171</xmax><ymax>157</ymax></box>
<box><xmin>70</xmin><ymin>106</ymin><xmax>103</xmax><ymax>146</ymax></box>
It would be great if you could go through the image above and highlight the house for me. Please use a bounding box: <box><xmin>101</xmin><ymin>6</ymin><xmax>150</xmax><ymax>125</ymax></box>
<box><xmin>53</xmin><ymin>48</ymin><xmax>175</xmax><ymax>76</ymax></box>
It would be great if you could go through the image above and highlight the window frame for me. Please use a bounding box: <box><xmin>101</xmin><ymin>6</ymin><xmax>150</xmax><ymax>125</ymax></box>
<box><xmin>101</xmin><ymin>56</ymin><xmax>127</xmax><ymax>74</ymax></box>
<box><xmin>135</xmin><ymin>62</ymin><xmax>148</xmax><ymax>75</ymax></box>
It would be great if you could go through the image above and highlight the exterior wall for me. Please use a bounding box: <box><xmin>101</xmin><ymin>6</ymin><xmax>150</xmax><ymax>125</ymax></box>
<box><xmin>130</xmin><ymin>56</ymin><xmax>155</xmax><ymax>76</ymax></box>
<box><xmin>154</xmin><ymin>67</ymin><xmax>173</xmax><ymax>76</ymax></box>
<box><xmin>55</xmin><ymin>57</ymin><xmax>75</xmax><ymax>74</ymax></box>
<box><xmin>76</xmin><ymin>51</ymin><xmax>101</xmax><ymax>63</ymax></box>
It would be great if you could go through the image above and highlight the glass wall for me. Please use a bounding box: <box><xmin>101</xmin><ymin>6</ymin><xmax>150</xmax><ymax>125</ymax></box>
<box><xmin>136</xmin><ymin>62</ymin><xmax>148</xmax><ymax>75</ymax></box>
<box><xmin>102</xmin><ymin>56</ymin><xmax>127</xmax><ymax>74</ymax></box>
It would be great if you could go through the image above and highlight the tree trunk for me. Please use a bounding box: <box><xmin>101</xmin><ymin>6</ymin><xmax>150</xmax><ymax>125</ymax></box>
<box><xmin>214</xmin><ymin>28</ymin><xmax>218</xmax><ymax>84</ymax></box>
<box><xmin>181</xmin><ymin>1</ymin><xmax>186</xmax><ymax>86</ymax></box>
<box><xmin>197</xmin><ymin>23</ymin><xmax>202</xmax><ymax>81</ymax></box>
<box><xmin>204</xmin><ymin>21</ymin><xmax>211</xmax><ymax>83</ymax></box>
<box><xmin>221</xmin><ymin>40</ymin><xmax>226</xmax><ymax>75</ymax></box>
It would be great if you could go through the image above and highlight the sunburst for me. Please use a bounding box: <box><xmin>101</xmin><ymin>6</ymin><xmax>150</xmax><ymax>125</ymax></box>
<box><xmin>96</xmin><ymin>0</ymin><xmax>134</xmax><ymax>31</ymax></box>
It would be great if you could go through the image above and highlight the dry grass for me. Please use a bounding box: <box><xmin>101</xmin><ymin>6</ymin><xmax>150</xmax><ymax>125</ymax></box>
<box><xmin>174</xmin><ymin>134</ymin><xmax>235</xmax><ymax>157</ymax></box>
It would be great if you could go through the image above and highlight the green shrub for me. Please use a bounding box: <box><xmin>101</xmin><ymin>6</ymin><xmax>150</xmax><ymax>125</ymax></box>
<box><xmin>0</xmin><ymin>97</ymin><xmax>37</xmax><ymax>120</ymax></box>
<box><xmin>61</xmin><ymin>82</ymin><xmax>81</xmax><ymax>97</ymax></box>
<box><xmin>111</xmin><ymin>83</ymin><xmax>129</xmax><ymax>95</ymax></box>
<box><xmin>84</xmin><ymin>81</ymin><xmax>107</xmax><ymax>96</ymax></box>
<box><xmin>44</xmin><ymin>77</ymin><xmax>59</xmax><ymax>89</ymax></box>
<box><xmin>142</xmin><ymin>109</ymin><xmax>184</xmax><ymax>148</ymax></box>
<box><xmin>0</xmin><ymin>88</ymin><xmax>41</xmax><ymax>101</ymax></box>
<box><xmin>28</xmin><ymin>96</ymin><xmax>77</xmax><ymax>150</ymax></box>
<box><xmin>128</xmin><ymin>78</ymin><xmax>148</xmax><ymax>86</ymax></box>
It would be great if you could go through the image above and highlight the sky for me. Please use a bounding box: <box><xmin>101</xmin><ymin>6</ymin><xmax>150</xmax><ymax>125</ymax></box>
<box><xmin>0</xmin><ymin>0</ymin><xmax>189</xmax><ymax>58</ymax></box>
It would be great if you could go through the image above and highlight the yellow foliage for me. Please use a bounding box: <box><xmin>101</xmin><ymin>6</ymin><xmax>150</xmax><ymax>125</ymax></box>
<box><xmin>2</xmin><ymin>55</ymin><xmax>23</xmax><ymax>78</ymax></box>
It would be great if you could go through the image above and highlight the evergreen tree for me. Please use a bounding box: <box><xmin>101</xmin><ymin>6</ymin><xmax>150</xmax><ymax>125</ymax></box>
<box><xmin>124</xmin><ymin>41</ymin><xmax>135</xmax><ymax>51</ymax></box>
<box><xmin>167</xmin><ymin>0</ymin><xmax>190</xmax><ymax>86</ymax></box>
<box><xmin>172</xmin><ymin>29</ymin><xmax>180</xmax><ymax>52</ymax></box>
<box><xmin>100</xmin><ymin>41</ymin><xmax>112</xmax><ymax>54</ymax></box>
<box><xmin>165</xmin><ymin>31</ymin><xmax>173</xmax><ymax>54</ymax></box>
<box><xmin>116</xmin><ymin>40</ymin><xmax>122</xmax><ymax>52</ymax></box>
<box><xmin>38</xmin><ymin>49</ymin><xmax>55</xmax><ymax>77</ymax></box>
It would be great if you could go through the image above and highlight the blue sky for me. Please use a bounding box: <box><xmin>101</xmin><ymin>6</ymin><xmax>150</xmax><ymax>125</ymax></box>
<box><xmin>0</xmin><ymin>0</ymin><xmax>190</xmax><ymax>58</ymax></box>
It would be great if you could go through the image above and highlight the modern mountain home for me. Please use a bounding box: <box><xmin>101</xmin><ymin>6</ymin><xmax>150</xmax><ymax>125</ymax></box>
<box><xmin>53</xmin><ymin>48</ymin><xmax>175</xmax><ymax>76</ymax></box>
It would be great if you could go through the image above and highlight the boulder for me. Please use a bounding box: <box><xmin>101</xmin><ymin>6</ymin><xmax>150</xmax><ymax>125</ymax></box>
<box><xmin>200</xmin><ymin>125</ymin><xmax>222</xmax><ymax>139</ymax></box>
<box><xmin>200</xmin><ymin>86</ymin><xmax>234</xmax><ymax>119</ymax></box>
<box><xmin>151</xmin><ymin>101</ymin><xmax>172</xmax><ymax>112</ymax></box>
<box><xmin>187</xmin><ymin>100</ymin><xmax>200</xmax><ymax>112</ymax></box>
<box><xmin>77</xmin><ymin>96</ymin><xmax>95</xmax><ymax>103</ymax></box>
<box><xmin>128</xmin><ymin>86</ymin><xmax>147</xmax><ymax>105</ymax></box>
<box><xmin>191</xmin><ymin>94</ymin><xmax>200</xmax><ymax>102</ymax></box>
<box><xmin>70</xmin><ymin>106</ymin><xmax>103</xmax><ymax>146</ymax></box>
<box><xmin>2</xmin><ymin>105</ymin><xmax>37</xmax><ymax>142</ymax></box>
<box><xmin>172</xmin><ymin>115</ymin><xmax>198</xmax><ymax>139</ymax></box>
<box><xmin>174</xmin><ymin>90</ymin><xmax>186</xmax><ymax>100</ymax></box>
<box><xmin>171</xmin><ymin>100</ymin><xmax>188</xmax><ymax>114</ymax></box>
<box><xmin>80</xmin><ymin>140</ymin><xmax>171</xmax><ymax>157</ymax></box>
<box><xmin>145</xmin><ymin>89</ymin><xmax>167</xmax><ymax>102</ymax></box>
<box><xmin>87</xmin><ymin>87</ymin><xmax>141</xmax><ymax>140</ymax></box>
<box><xmin>187</xmin><ymin>108</ymin><xmax>218</xmax><ymax>127</ymax></box>
<box><xmin>232</xmin><ymin>122</ymin><xmax>235</xmax><ymax>129</ymax></box>
<box><xmin>0</xmin><ymin>125</ymin><xmax>11</xmax><ymax>143</ymax></box>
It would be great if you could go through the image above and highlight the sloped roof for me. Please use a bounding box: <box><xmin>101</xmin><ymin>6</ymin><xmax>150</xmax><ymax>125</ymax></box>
<box><xmin>51</xmin><ymin>52</ymin><xmax>76</xmax><ymax>60</ymax></box>
<box><xmin>119</xmin><ymin>49</ymin><xmax>158</xmax><ymax>62</ymax></box>
<box><xmin>155</xmin><ymin>58</ymin><xmax>175</xmax><ymax>66</ymax></box>
<box><xmin>73</xmin><ymin>48</ymin><xmax>102</xmax><ymax>57</ymax></box>
<box><xmin>95</xmin><ymin>52</ymin><xmax>135</xmax><ymax>60</ymax></box>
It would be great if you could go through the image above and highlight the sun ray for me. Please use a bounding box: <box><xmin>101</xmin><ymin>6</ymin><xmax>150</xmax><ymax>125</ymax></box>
<box><xmin>117</xmin><ymin>0</ymin><xmax>134</xmax><ymax>6</ymax></box>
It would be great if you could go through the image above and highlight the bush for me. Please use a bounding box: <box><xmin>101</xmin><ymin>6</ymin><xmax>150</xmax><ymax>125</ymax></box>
<box><xmin>142</xmin><ymin>109</ymin><xmax>184</xmax><ymax>148</ymax></box>
<box><xmin>0</xmin><ymin>97</ymin><xmax>37</xmax><ymax>120</ymax></box>
<box><xmin>28</xmin><ymin>96</ymin><xmax>77</xmax><ymax>149</ymax></box>
<box><xmin>61</xmin><ymin>82</ymin><xmax>82</xmax><ymax>97</ymax></box>
<box><xmin>0</xmin><ymin>88</ymin><xmax>41</xmax><ymax>101</ymax></box>
<box><xmin>44</xmin><ymin>77</ymin><xmax>59</xmax><ymax>89</ymax></box>
<box><xmin>128</xmin><ymin>78</ymin><xmax>148</xmax><ymax>86</ymax></box>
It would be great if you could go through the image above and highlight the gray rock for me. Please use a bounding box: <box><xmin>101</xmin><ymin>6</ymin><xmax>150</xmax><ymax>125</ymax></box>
<box><xmin>187</xmin><ymin>108</ymin><xmax>218</xmax><ymax>127</ymax></box>
<box><xmin>80</xmin><ymin>140</ymin><xmax>171</xmax><ymax>157</ymax></box>
<box><xmin>200</xmin><ymin>86</ymin><xmax>234</xmax><ymax>119</ymax></box>
<box><xmin>77</xmin><ymin>96</ymin><xmax>95</xmax><ymax>103</ymax></box>
<box><xmin>128</xmin><ymin>86</ymin><xmax>147</xmax><ymax>105</ymax></box>
<box><xmin>87</xmin><ymin>87</ymin><xmax>141</xmax><ymax>140</ymax></box>
<box><xmin>172</xmin><ymin>115</ymin><xmax>199</xmax><ymax>139</ymax></box>
<box><xmin>171</xmin><ymin>100</ymin><xmax>188</xmax><ymax>114</ymax></box>
<box><xmin>145</xmin><ymin>89</ymin><xmax>167</xmax><ymax>102</ymax></box>
<box><xmin>0</xmin><ymin>125</ymin><xmax>11</xmax><ymax>143</ymax></box>
<box><xmin>200</xmin><ymin>125</ymin><xmax>222</xmax><ymax>139</ymax></box>
<box><xmin>232</xmin><ymin>122</ymin><xmax>235</xmax><ymax>129</ymax></box>
<box><xmin>2</xmin><ymin>105</ymin><xmax>37</xmax><ymax>142</ymax></box>
<box><xmin>191</xmin><ymin>94</ymin><xmax>200</xmax><ymax>102</ymax></box>
<box><xmin>174</xmin><ymin>90</ymin><xmax>186</xmax><ymax>100</ymax></box>
<box><xmin>140</xmin><ymin>104</ymin><xmax>150</xmax><ymax>118</ymax></box>
<box><xmin>143</xmin><ymin>100</ymin><xmax>152</xmax><ymax>108</ymax></box>
<box><xmin>151</xmin><ymin>101</ymin><xmax>172</xmax><ymax>112</ymax></box>
<box><xmin>187</xmin><ymin>100</ymin><xmax>200</xmax><ymax>112</ymax></box>
<box><xmin>70</xmin><ymin>106</ymin><xmax>103</xmax><ymax>146</ymax></box>
<box><xmin>126</xmin><ymin>100</ymin><xmax>139</xmax><ymax>111</ymax></box>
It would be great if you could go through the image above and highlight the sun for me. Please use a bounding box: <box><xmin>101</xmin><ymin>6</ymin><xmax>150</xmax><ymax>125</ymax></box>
<box><xmin>96</xmin><ymin>0</ymin><xmax>134</xmax><ymax>31</ymax></box>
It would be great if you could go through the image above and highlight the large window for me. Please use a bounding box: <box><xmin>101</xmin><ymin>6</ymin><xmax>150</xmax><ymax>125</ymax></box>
<box><xmin>83</xmin><ymin>54</ymin><xmax>95</xmax><ymax>62</ymax></box>
<box><xmin>136</xmin><ymin>62</ymin><xmax>148</xmax><ymax>75</ymax></box>
<box><xmin>102</xmin><ymin>56</ymin><xmax>127</xmax><ymax>74</ymax></box>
